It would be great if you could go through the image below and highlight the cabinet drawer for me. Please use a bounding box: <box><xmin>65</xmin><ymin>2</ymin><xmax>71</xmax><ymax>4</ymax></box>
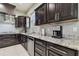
<box><xmin>47</xmin><ymin>42</ymin><xmax>78</xmax><ymax>56</ymax></box>
<box><xmin>0</xmin><ymin>38</ymin><xmax>19</xmax><ymax>48</ymax></box>
<box><xmin>0</xmin><ymin>35</ymin><xmax>16</xmax><ymax>39</ymax></box>
<box><xmin>48</xmin><ymin>50</ymin><xmax>61</xmax><ymax>56</ymax></box>
<box><xmin>35</xmin><ymin>48</ymin><xmax>45</xmax><ymax>56</ymax></box>
<box><xmin>35</xmin><ymin>39</ymin><xmax>47</xmax><ymax>56</ymax></box>
<box><xmin>35</xmin><ymin>52</ymin><xmax>41</xmax><ymax>56</ymax></box>
<box><xmin>48</xmin><ymin>46</ymin><xmax>67</xmax><ymax>56</ymax></box>
<box><xmin>35</xmin><ymin>43</ymin><xmax>46</xmax><ymax>51</ymax></box>
<box><xmin>35</xmin><ymin>39</ymin><xmax>46</xmax><ymax>47</ymax></box>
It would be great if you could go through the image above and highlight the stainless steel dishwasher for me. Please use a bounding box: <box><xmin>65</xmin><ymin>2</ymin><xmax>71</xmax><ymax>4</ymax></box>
<box><xmin>27</xmin><ymin>36</ymin><xmax>34</xmax><ymax>56</ymax></box>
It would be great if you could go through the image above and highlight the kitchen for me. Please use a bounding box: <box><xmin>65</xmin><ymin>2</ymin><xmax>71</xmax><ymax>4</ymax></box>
<box><xmin>0</xmin><ymin>3</ymin><xmax>79</xmax><ymax>56</ymax></box>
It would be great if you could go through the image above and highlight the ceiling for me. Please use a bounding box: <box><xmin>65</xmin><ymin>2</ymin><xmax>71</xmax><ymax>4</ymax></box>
<box><xmin>10</xmin><ymin>3</ymin><xmax>35</xmax><ymax>13</ymax></box>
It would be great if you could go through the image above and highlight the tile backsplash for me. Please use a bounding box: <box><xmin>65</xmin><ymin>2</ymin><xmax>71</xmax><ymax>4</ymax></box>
<box><xmin>29</xmin><ymin>21</ymin><xmax>79</xmax><ymax>39</ymax></box>
<box><xmin>28</xmin><ymin>26</ymin><xmax>41</xmax><ymax>34</ymax></box>
<box><xmin>0</xmin><ymin>23</ymin><xmax>16</xmax><ymax>33</ymax></box>
<box><xmin>0</xmin><ymin>23</ymin><xmax>24</xmax><ymax>33</ymax></box>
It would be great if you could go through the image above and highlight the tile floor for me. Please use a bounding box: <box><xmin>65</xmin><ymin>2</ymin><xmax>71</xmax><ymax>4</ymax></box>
<box><xmin>0</xmin><ymin>44</ymin><xmax>29</xmax><ymax>56</ymax></box>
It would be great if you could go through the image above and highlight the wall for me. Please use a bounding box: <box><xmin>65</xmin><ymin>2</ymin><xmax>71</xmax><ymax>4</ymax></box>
<box><xmin>0</xmin><ymin>23</ymin><xmax>24</xmax><ymax>33</ymax></box>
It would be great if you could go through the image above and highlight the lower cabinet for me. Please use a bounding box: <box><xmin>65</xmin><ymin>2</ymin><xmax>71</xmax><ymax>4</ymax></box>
<box><xmin>15</xmin><ymin>34</ymin><xmax>21</xmax><ymax>44</ymax></box>
<box><xmin>34</xmin><ymin>38</ymin><xmax>78</xmax><ymax>56</ymax></box>
<box><xmin>34</xmin><ymin>39</ymin><xmax>47</xmax><ymax>56</ymax></box>
<box><xmin>47</xmin><ymin>42</ymin><xmax>78</xmax><ymax>56</ymax></box>
<box><xmin>23</xmin><ymin>37</ymin><xmax>27</xmax><ymax>50</ymax></box>
<box><xmin>21</xmin><ymin>34</ymin><xmax>27</xmax><ymax>50</ymax></box>
<box><xmin>47</xmin><ymin>50</ymin><xmax>61</xmax><ymax>56</ymax></box>
<box><xmin>0</xmin><ymin>34</ymin><xmax>19</xmax><ymax>48</ymax></box>
<box><xmin>0</xmin><ymin>34</ymin><xmax>77</xmax><ymax>56</ymax></box>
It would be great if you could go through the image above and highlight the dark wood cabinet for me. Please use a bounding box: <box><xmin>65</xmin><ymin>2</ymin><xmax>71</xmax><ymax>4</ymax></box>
<box><xmin>15</xmin><ymin>34</ymin><xmax>21</xmax><ymax>44</ymax></box>
<box><xmin>34</xmin><ymin>39</ymin><xmax>47</xmax><ymax>56</ymax></box>
<box><xmin>15</xmin><ymin>16</ymin><xmax>26</xmax><ymax>27</ymax></box>
<box><xmin>15</xmin><ymin>34</ymin><xmax>28</xmax><ymax>50</ymax></box>
<box><xmin>34</xmin><ymin>38</ymin><xmax>78</xmax><ymax>56</ymax></box>
<box><xmin>0</xmin><ymin>34</ymin><xmax>19</xmax><ymax>48</ymax></box>
<box><xmin>21</xmin><ymin>35</ymin><xmax>27</xmax><ymax>50</ymax></box>
<box><xmin>47</xmin><ymin>3</ymin><xmax>56</xmax><ymax>23</ymax></box>
<box><xmin>15</xmin><ymin>16</ymin><xmax>31</xmax><ymax>32</ymax></box>
<box><xmin>47</xmin><ymin>42</ymin><xmax>78</xmax><ymax>56</ymax></box>
<box><xmin>35</xmin><ymin>3</ymin><xmax>78</xmax><ymax>25</ymax></box>
<box><xmin>55</xmin><ymin>3</ymin><xmax>78</xmax><ymax>21</ymax></box>
<box><xmin>21</xmin><ymin>35</ymin><xmax>25</xmax><ymax>43</ymax></box>
<box><xmin>35</xmin><ymin>4</ymin><xmax>47</xmax><ymax>25</ymax></box>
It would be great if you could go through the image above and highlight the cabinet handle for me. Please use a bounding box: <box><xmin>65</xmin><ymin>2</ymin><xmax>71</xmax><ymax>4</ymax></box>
<box><xmin>55</xmin><ymin>13</ymin><xmax>57</xmax><ymax>21</ymax></box>
<box><xmin>55</xmin><ymin>13</ymin><xmax>59</xmax><ymax>21</ymax></box>
<box><xmin>57</xmin><ymin>13</ymin><xmax>59</xmax><ymax>21</ymax></box>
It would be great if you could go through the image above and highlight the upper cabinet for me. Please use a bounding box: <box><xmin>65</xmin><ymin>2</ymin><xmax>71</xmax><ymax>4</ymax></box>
<box><xmin>35</xmin><ymin>4</ymin><xmax>47</xmax><ymax>25</ymax></box>
<box><xmin>15</xmin><ymin>16</ymin><xmax>26</xmax><ymax>27</ymax></box>
<box><xmin>47</xmin><ymin>3</ymin><xmax>56</xmax><ymax>23</ymax></box>
<box><xmin>15</xmin><ymin>16</ymin><xmax>30</xmax><ymax>32</ymax></box>
<box><xmin>35</xmin><ymin>3</ymin><xmax>78</xmax><ymax>25</ymax></box>
<box><xmin>55</xmin><ymin>3</ymin><xmax>78</xmax><ymax>21</ymax></box>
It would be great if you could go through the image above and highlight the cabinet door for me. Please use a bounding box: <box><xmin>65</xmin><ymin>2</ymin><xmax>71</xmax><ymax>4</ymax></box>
<box><xmin>0</xmin><ymin>34</ymin><xmax>19</xmax><ymax>48</ymax></box>
<box><xmin>21</xmin><ymin>35</ymin><xmax>25</xmax><ymax>46</ymax></box>
<box><xmin>56</xmin><ymin>3</ymin><xmax>78</xmax><ymax>21</ymax></box>
<box><xmin>34</xmin><ymin>43</ymin><xmax>46</xmax><ymax>56</ymax></box>
<box><xmin>47</xmin><ymin>3</ymin><xmax>56</xmax><ymax>23</ymax></box>
<box><xmin>15</xmin><ymin>16</ymin><xmax>26</xmax><ymax>27</ymax></box>
<box><xmin>16</xmin><ymin>34</ymin><xmax>21</xmax><ymax>43</ymax></box>
<box><xmin>35</xmin><ymin>4</ymin><xmax>47</xmax><ymax>25</ymax></box>
<box><xmin>48</xmin><ymin>50</ymin><xmax>61</xmax><ymax>56</ymax></box>
<box><xmin>35</xmin><ymin>52</ymin><xmax>41</xmax><ymax>56</ymax></box>
<box><xmin>35</xmin><ymin>11</ymin><xmax>39</xmax><ymax>25</ymax></box>
<box><xmin>24</xmin><ymin>38</ymin><xmax>27</xmax><ymax>50</ymax></box>
<box><xmin>22</xmin><ymin>35</ymin><xmax>27</xmax><ymax>50</ymax></box>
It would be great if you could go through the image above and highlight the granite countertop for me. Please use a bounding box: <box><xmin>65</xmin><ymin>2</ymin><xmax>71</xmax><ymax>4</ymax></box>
<box><xmin>0</xmin><ymin>32</ymin><xmax>20</xmax><ymax>35</ymax></box>
<box><xmin>0</xmin><ymin>32</ymin><xmax>79</xmax><ymax>51</ymax></box>
<box><xmin>21</xmin><ymin>33</ymin><xmax>79</xmax><ymax>51</ymax></box>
